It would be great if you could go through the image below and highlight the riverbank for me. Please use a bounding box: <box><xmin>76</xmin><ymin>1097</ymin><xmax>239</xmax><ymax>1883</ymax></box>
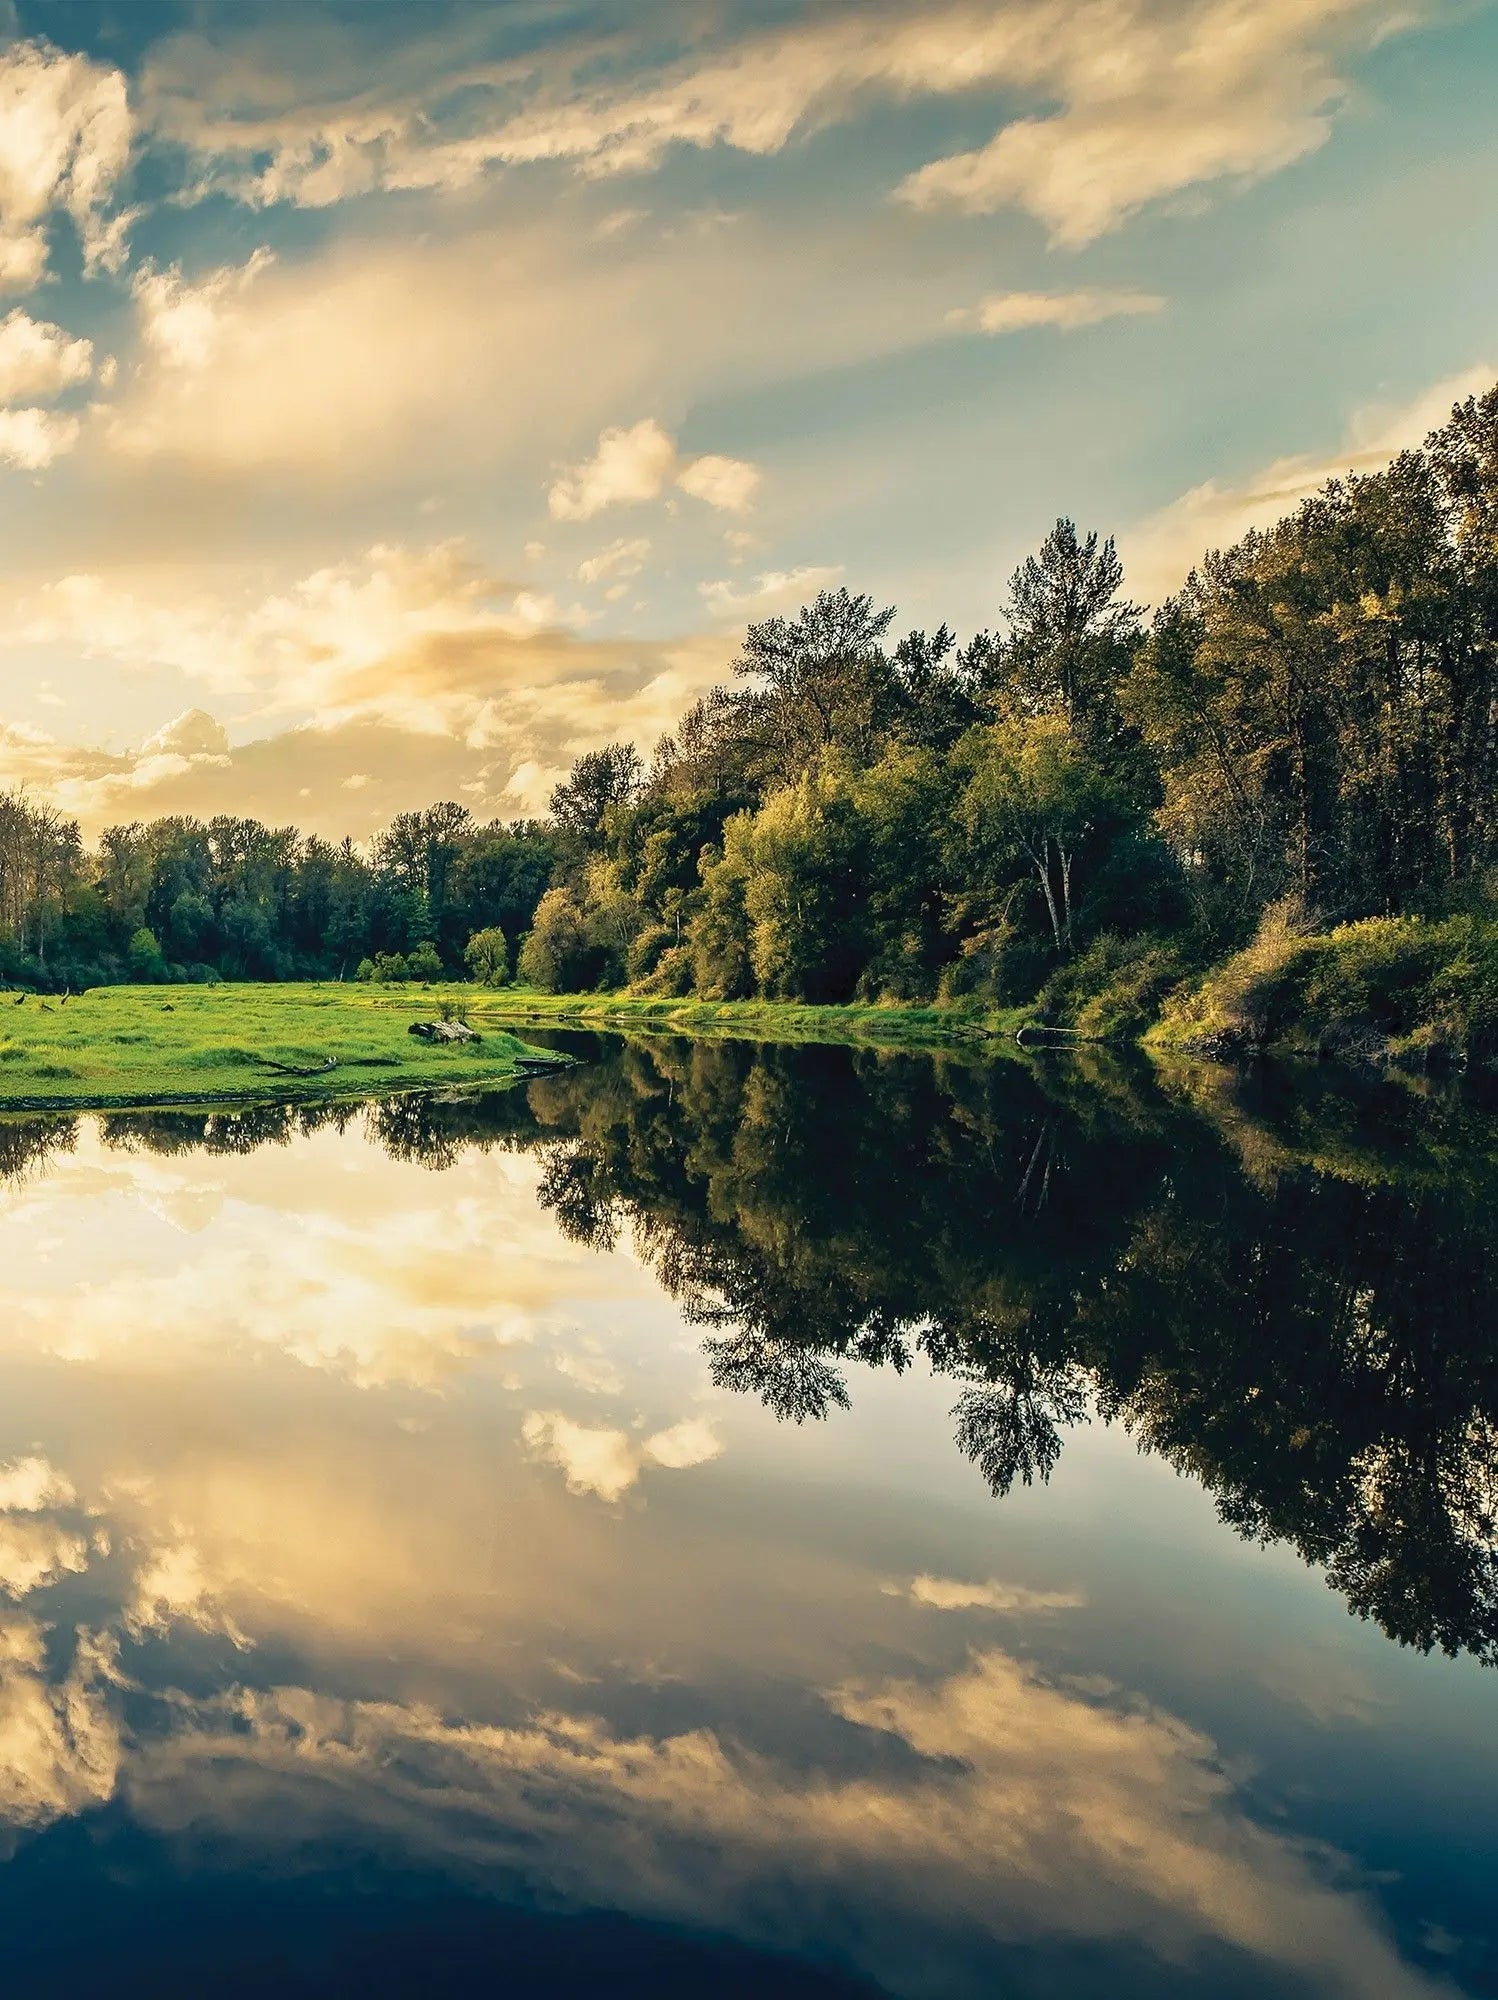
<box><xmin>0</xmin><ymin>985</ymin><xmax>560</xmax><ymax>1110</ymax></box>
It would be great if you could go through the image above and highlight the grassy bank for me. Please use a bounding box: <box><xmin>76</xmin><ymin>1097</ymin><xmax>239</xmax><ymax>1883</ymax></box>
<box><xmin>0</xmin><ymin>984</ymin><xmax>559</xmax><ymax>1110</ymax></box>
<box><xmin>1147</xmin><ymin>912</ymin><xmax>1498</xmax><ymax>1069</ymax></box>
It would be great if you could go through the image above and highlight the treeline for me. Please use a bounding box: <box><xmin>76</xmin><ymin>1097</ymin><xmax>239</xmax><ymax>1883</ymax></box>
<box><xmin>4</xmin><ymin>385</ymin><xmax>1496</xmax><ymax>1011</ymax></box>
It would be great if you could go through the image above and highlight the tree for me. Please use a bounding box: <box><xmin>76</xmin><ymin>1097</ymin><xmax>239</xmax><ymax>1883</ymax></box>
<box><xmin>549</xmin><ymin>745</ymin><xmax>643</xmax><ymax>851</ymax></box>
<box><xmin>734</xmin><ymin>587</ymin><xmax>897</xmax><ymax>782</ymax></box>
<box><xmin>1003</xmin><ymin>520</ymin><xmax>1140</xmax><ymax>756</ymax></box>
<box><xmin>956</xmin><ymin>715</ymin><xmax>1121</xmax><ymax>955</ymax></box>
<box><xmin>407</xmin><ymin>940</ymin><xmax>444</xmax><ymax>982</ymax></box>
<box><xmin>127</xmin><ymin>926</ymin><xmax>168</xmax><ymax>982</ymax></box>
<box><xmin>518</xmin><ymin>887</ymin><xmax>597</xmax><ymax>991</ymax></box>
<box><xmin>464</xmin><ymin>926</ymin><xmax>510</xmax><ymax>985</ymax></box>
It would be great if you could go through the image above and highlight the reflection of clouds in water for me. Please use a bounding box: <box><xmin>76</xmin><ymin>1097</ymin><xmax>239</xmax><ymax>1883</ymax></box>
<box><xmin>0</xmin><ymin>1129</ymin><xmax>665</xmax><ymax>1392</ymax></box>
<box><xmin>0</xmin><ymin>1455</ymin><xmax>94</xmax><ymax>1600</ymax></box>
<box><xmin>111</xmin><ymin>1649</ymin><xmax>1440</xmax><ymax>2000</ymax></box>
<box><xmin>0</xmin><ymin>1619</ymin><xmax>120</xmax><ymax>1835</ymax></box>
<box><xmin>126</xmin><ymin>1539</ymin><xmax>249</xmax><ymax>1648</ymax></box>
<box><xmin>521</xmin><ymin>1411</ymin><xmax>722</xmax><ymax>1502</ymax></box>
<box><xmin>0</xmin><ymin>1457</ymin><xmax>76</xmax><ymax>1512</ymax></box>
<box><xmin>902</xmin><ymin>1574</ymin><xmax>1086</xmax><ymax>1615</ymax></box>
<box><xmin>0</xmin><ymin>1520</ymin><xmax>91</xmax><ymax>1599</ymax></box>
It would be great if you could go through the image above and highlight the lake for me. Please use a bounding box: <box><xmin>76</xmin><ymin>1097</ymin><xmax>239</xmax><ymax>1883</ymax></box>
<box><xmin>0</xmin><ymin>1034</ymin><xmax>1493</xmax><ymax>1998</ymax></box>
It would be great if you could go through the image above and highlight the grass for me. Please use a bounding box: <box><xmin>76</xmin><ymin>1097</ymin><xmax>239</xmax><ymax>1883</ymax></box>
<box><xmin>0</xmin><ymin>984</ymin><xmax>562</xmax><ymax>1110</ymax></box>
<box><xmin>1148</xmin><ymin>910</ymin><xmax>1498</xmax><ymax>1068</ymax></box>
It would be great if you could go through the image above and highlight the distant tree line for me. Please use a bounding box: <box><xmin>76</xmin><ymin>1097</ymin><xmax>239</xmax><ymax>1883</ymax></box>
<box><xmin>3</xmin><ymin>385</ymin><xmax>1496</xmax><ymax>1003</ymax></box>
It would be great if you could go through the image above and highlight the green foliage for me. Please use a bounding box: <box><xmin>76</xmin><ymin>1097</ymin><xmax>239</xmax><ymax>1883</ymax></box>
<box><xmin>1155</xmin><ymin>905</ymin><xmax>1498</xmax><ymax>1063</ymax></box>
<box><xmin>464</xmin><ymin>926</ymin><xmax>510</xmax><ymax>986</ymax></box>
<box><xmin>517</xmin><ymin>887</ymin><xmax>598</xmax><ymax>991</ymax></box>
<box><xmin>407</xmin><ymin>941</ymin><xmax>444</xmax><ymax>983</ymax></box>
<box><xmin>127</xmin><ymin>927</ymin><xmax>167</xmax><ymax>982</ymax></box>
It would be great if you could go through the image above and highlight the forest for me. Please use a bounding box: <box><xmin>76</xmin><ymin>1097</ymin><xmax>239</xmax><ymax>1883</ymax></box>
<box><xmin>4</xmin><ymin>384</ymin><xmax>1497</xmax><ymax>1059</ymax></box>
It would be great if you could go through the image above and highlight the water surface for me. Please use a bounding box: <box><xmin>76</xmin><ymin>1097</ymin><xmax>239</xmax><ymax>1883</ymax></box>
<box><xmin>0</xmin><ymin>1037</ymin><xmax>1493</xmax><ymax>1997</ymax></box>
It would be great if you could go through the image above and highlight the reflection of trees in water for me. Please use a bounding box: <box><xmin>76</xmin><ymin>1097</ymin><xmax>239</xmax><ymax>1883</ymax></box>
<box><xmin>0</xmin><ymin>1114</ymin><xmax>78</xmax><ymax>1186</ymax></box>
<box><xmin>504</xmin><ymin>1039</ymin><xmax>1498</xmax><ymax>1667</ymax></box>
<box><xmin>4</xmin><ymin>1042</ymin><xmax>1495</xmax><ymax>1664</ymax></box>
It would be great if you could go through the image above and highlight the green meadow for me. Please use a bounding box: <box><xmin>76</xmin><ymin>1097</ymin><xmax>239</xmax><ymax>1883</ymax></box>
<box><xmin>0</xmin><ymin>984</ymin><xmax>561</xmax><ymax>1110</ymax></box>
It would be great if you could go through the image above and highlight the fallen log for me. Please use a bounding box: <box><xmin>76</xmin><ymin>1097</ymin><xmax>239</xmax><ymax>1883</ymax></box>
<box><xmin>408</xmin><ymin>1019</ymin><xmax>481</xmax><ymax>1043</ymax></box>
<box><xmin>255</xmin><ymin>1055</ymin><xmax>339</xmax><ymax>1077</ymax></box>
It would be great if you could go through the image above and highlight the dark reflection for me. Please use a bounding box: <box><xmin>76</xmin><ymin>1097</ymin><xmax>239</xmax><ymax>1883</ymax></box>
<box><xmin>0</xmin><ymin>1113</ymin><xmax>78</xmax><ymax>1184</ymax></box>
<box><xmin>515</xmin><ymin>1039</ymin><xmax>1498</xmax><ymax>1668</ymax></box>
<box><xmin>8</xmin><ymin>1038</ymin><xmax>1496</xmax><ymax>1666</ymax></box>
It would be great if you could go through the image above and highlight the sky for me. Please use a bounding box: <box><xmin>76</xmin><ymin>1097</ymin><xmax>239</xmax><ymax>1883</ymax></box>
<box><xmin>0</xmin><ymin>0</ymin><xmax>1493</xmax><ymax>840</ymax></box>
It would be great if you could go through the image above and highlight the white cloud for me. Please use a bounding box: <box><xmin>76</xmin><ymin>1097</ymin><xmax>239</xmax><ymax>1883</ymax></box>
<box><xmin>131</xmin><ymin>247</ymin><xmax>276</xmax><ymax>371</ymax></box>
<box><xmin>0</xmin><ymin>38</ymin><xmax>133</xmax><ymax>287</ymax></box>
<box><xmin>1123</xmin><ymin>362</ymin><xmax>1495</xmax><ymax>604</ymax></box>
<box><xmin>952</xmin><ymin>289</ymin><xmax>1165</xmax><ymax>336</ymax></box>
<box><xmin>676</xmin><ymin>452</ymin><xmax>761</xmax><ymax>513</ymax></box>
<box><xmin>0</xmin><ymin>1457</ymin><xmax>75</xmax><ymax>1513</ymax></box>
<box><xmin>0</xmin><ymin>1519</ymin><xmax>90</xmax><ymax>1599</ymax></box>
<box><xmin>549</xmin><ymin>420</ymin><xmax>678</xmax><ymax>521</ymax></box>
<box><xmin>700</xmin><ymin>565</ymin><xmax>844</xmax><ymax>620</ymax></box>
<box><xmin>521</xmin><ymin>1410</ymin><xmax>722</xmax><ymax>1501</ymax></box>
<box><xmin>143</xmin><ymin>2</ymin><xmax>1420</xmax><ymax>251</ymax></box>
<box><xmin>126</xmin><ymin>1539</ymin><xmax>248</xmax><ymax>1646</ymax></box>
<box><xmin>550</xmin><ymin>420</ymin><xmax>762</xmax><ymax>523</ymax></box>
<box><xmin>577</xmin><ymin>537</ymin><xmax>651</xmax><ymax>586</ymax></box>
<box><xmin>0</xmin><ymin>309</ymin><xmax>93</xmax><ymax>400</ymax></box>
<box><xmin>0</xmin><ymin>406</ymin><xmax>80</xmax><ymax>469</ymax></box>
<box><xmin>905</xmin><ymin>1574</ymin><xmax>1085</xmax><ymax>1614</ymax></box>
<box><xmin>139</xmin><ymin>707</ymin><xmax>231</xmax><ymax>761</ymax></box>
<box><xmin>895</xmin><ymin>0</ymin><xmax>1417</xmax><ymax>246</ymax></box>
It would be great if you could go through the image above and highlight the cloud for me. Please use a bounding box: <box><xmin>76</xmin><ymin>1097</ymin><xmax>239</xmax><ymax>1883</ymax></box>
<box><xmin>141</xmin><ymin>2</ymin><xmax>1420</xmax><ymax>250</ymax></box>
<box><xmin>906</xmin><ymin>1574</ymin><xmax>1085</xmax><ymax>1614</ymax></box>
<box><xmin>951</xmin><ymin>289</ymin><xmax>1165</xmax><ymax>336</ymax></box>
<box><xmin>549</xmin><ymin>419</ymin><xmax>679</xmax><ymax>522</ymax></box>
<box><xmin>675</xmin><ymin>453</ymin><xmax>761</xmax><ymax>513</ymax></box>
<box><xmin>577</xmin><ymin>537</ymin><xmax>651</xmax><ymax>587</ymax></box>
<box><xmin>139</xmin><ymin>707</ymin><xmax>231</xmax><ymax>760</ymax></box>
<box><xmin>0</xmin><ymin>38</ymin><xmax>133</xmax><ymax>287</ymax></box>
<box><xmin>699</xmin><ymin>565</ymin><xmax>844</xmax><ymax>619</ymax></box>
<box><xmin>126</xmin><ymin>1539</ymin><xmax>248</xmax><ymax>1646</ymax></box>
<box><xmin>0</xmin><ymin>406</ymin><xmax>80</xmax><ymax>468</ymax></box>
<box><xmin>131</xmin><ymin>247</ymin><xmax>276</xmax><ymax>371</ymax></box>
<box><xmin>0</xmin><ymin>309</ymin><xmax>94</xmax><ymax>400</ymax></box>
<box><xmin>521</xmin><ymin>1410</ymin><xmax>722</xmax><ymax>1501</ymax></box>
<box><xmin>0</xmin><ymin>1518</ymin><xmax>90</xmax><ymax>1599</ymax></box>
<box><xmin>1122</xmin><ymin>361</ymin><xmax>1495</xmax><ymax>603</ymax></box>
<box><xmin>0</xmin><ymin>1457</ymin><xmax>75</xmax><ymax>1513</ymax></box>
<box><xmin>550</xmin><ymin>419</ymin><xmax>760</xmax><ymax>523</ymax></box>
<box><xmin>895</xmin><ymin>0</ymin><xmax>1417</xmax><ymax>246</ymax></box>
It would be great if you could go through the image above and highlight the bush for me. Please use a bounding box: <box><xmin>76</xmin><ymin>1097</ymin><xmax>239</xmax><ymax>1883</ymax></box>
<box><xmin>1037</xmin><ymin>932</ymin><xmax>1194</xmax><ymax>1040</ymax></box>
<box><xmin>407</xmin><ymin>941</ymin><xmax>444</xmax><ymax>983</ymax></box>
<box><xmin>1153</xmin><ymin>909</ymin><xmax>1498</xmax><ymax>1065</ymax></box>
<box><xmin>126</xmin><ymin>927</ymin><xmax>168</xmax><ymax>983</ymax></box>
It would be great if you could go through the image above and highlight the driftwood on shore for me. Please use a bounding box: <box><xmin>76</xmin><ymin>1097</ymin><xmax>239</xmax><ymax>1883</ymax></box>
<box><xmin>408</xmin><ymin>1019</ymin><xmax>481</xmax><ymax>1044</ymax></box>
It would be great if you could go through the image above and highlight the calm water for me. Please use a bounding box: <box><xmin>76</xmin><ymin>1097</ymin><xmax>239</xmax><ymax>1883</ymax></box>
<box><xmin>0</xmin><ymin>1036</ymin><xmax>1493</xmax><ymax>1998</ymax></box>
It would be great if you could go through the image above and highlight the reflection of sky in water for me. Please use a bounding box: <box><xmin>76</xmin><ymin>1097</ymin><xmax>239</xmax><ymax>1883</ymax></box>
<box><xmin>0</xmin><ymin>1116</ymin><xmax>1492</xmax><ymax>1999</ymax></box>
